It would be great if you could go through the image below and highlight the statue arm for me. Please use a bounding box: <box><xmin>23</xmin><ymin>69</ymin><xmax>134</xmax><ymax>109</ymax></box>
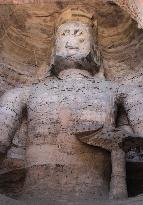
<box><xmin>122</xmin><ymin>86</ymin><xmax>143</xmax><ymax>137</ymax></box>
<box><xmin>0</xmin><ymin>87</ymin><xmax>30</xmax><ymax>155</ymax></box>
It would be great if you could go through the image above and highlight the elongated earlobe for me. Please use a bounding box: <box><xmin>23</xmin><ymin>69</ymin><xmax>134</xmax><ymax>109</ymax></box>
<box><xmin>92</xmin><ymin>44</ymin><xmax>101</xmax><ymax>68</ymax></box>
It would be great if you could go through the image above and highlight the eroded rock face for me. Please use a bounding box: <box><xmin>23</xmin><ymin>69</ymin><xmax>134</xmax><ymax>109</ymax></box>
<box><xmin>0</xmin><ymin>0</ymin><xmax>140</xmax><ymax>86</ymax></box>
<box><xmin>112</xmin><ymin>0</ymin><xmax>143</xmax><ymax>29</ymax></box>
<box><xmin>0</xmin><ymin>10</ymin><xmax>112</xmax><ymax>202</ymax></box>
<box><xmin>0</xmin><ymin>0</ymin><xmax>143</xmax><ymax>203</ymax></box>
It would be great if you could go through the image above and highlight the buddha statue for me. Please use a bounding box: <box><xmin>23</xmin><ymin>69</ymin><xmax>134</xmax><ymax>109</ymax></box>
<box><xmin>0</xmin><ymin>7</ymin><xmax>143</xmax><ymax>203</ymax></box>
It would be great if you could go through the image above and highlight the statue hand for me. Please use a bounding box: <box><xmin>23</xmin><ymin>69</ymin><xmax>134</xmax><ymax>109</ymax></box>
<box><xmin>75</xmin><ymin>125</ymin><xmax>143</xmax><ymax>152</ymax></box>
<box><xmin>72</xmin><ymin>122</ymin><xmax>103</xmax><ymax>136</ymax></box>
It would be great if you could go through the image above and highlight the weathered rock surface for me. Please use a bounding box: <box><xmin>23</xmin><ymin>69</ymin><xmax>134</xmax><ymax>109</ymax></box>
<box><xmin>0</xmin><ymin>0</ymin><xmax>143</xmax><ymax>203</ymax></box>
<box><xmin>0</xmin><ymin>0</ymin><xmax>141</xmax><ymax>86</ymax></box>
<box><xmin>1</xmin><ymin>193</ymin><xmax>143</xmax><ymax>205</ymax></box>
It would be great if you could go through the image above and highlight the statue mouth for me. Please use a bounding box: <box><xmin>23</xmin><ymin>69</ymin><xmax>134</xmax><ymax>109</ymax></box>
<box><xmin>65</xmin><ymin>45</ymin><xmax>79</xmax><ymax>50</ymax></box>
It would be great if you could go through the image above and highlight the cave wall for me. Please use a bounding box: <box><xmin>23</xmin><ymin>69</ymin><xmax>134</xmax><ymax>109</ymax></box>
<box><xmin>0</xmin><ymin>0</ymin><xmax>143</xmax><ymax>88</ymax></box>
<box><xmin>0</xmin><ymin>0</ymin><xmax>143</xmax><ymax>199</ymax></box>
<box><xmin>112</xmin><ymin>0</ymin><xmax>143</xmax><ymax>29</ymax></box>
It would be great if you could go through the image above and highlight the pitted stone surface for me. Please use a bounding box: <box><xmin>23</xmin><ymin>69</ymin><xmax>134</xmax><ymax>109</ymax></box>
<box><xmin>0</xmin><ymin>4</ymin><xmax>143</xmax><ymax>203</ymax></box>
<box><xmin>0</xmin><ymin>16</ymin><xmax>112</xmax><ymax>201</ymax></box>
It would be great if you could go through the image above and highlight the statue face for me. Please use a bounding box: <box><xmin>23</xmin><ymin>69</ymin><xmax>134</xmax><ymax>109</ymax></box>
<box><xmin>55</xmin><ymin>22</ymin><xmax>92</xmax><ymax>60</ymax></box>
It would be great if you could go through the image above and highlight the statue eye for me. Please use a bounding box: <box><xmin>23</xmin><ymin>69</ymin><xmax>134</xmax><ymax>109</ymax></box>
<box><xmin>75</xmin><ymin>31</ymin><xmax>83</xmax><ymax>36</ymax></box>
<box><xmin>62</xmin><ymin>30</ymin><xmax>70</xmax><ymax>36</ymax></box>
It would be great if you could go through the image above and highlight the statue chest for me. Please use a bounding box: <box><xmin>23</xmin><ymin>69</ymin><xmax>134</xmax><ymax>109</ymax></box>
<box><xmin>28</xmin><ymin>80</ymin><xmax>116</xmax><ymax>133</ymax></box>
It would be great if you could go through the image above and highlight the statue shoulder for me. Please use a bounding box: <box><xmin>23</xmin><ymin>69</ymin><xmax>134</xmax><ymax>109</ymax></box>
<box><xmin>33</xmin><ymin>75</ymin><xmax>56</xmax><ymax>84</ymax></box>
<box><xmin>31</xmin><ymin>77</ymin><xmax>60</xmax><ymax>91</ymax></box>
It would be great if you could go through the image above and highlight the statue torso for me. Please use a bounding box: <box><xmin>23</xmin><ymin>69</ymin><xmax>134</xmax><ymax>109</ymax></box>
<box><xmin>24</xmin><ymin>76</ymin><xmax>114</xmax><ymax>200</ymax></box>
<box><xmin>27</xmin><ymin>76</ymin><xmax>116</xmax><ymax>146</ymax></box>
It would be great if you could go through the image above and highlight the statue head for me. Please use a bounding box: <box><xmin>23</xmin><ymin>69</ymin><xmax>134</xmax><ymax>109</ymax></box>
<box><xmin>50</xmin><ymin>8</ymin><xmax>102</xmax><ymax>76</ymax></box>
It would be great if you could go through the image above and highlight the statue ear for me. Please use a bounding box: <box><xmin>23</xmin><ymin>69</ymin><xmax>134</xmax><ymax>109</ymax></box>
<box><xmin>44</xmin><ymin>48</ymin><xmax>56</xmax><ymax>78</ymax></box>
<box><xmin>93</xmin><ymin>44</ymin><xmax>101</xmax><ymax>68</ymax></box>
<box><xmin>50</xmin><ymin>47</ymin><xmax>56</xmax><ymax>67</ymax></box>
<box><xmin>93</xmin><ymin>45</ymin><xmax>105</xmax><ymax>79</ymax></box>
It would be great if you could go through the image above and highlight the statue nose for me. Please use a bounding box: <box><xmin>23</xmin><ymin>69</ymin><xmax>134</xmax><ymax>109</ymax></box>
<box><xmin>65</xmin><ymin>42</ymin><xmax>72</xmax><ymax>48</ymax></box>
<box><xmin>65</xmin><ymin>42</ymin><xmax>79</xmax><ymax>49</ymax></box>
<box><xmin>65</xmin><ymin>41</ymin><xmax>79</xmax><ymax>49</ymax></box>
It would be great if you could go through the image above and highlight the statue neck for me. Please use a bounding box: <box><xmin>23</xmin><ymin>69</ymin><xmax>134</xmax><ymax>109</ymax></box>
<box><xmin>58</xmin><ymin>69</ymin><xmax>92</xmax><ymax>79</ymax></box>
